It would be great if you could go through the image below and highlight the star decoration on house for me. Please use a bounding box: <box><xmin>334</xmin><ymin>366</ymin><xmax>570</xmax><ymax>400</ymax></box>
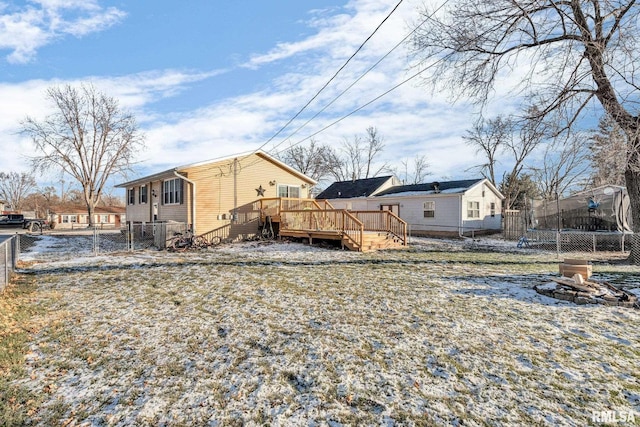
<box><xmin>255</xmin><ymin>185</ymin><xmax>266</xmax><ymax>197</ymax></box>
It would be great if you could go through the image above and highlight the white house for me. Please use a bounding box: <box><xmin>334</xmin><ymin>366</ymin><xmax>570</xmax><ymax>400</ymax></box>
<box><xmin>317</xmin><ymin>177</ymin><xmax>504</xmax><ymax>237</ymax></box>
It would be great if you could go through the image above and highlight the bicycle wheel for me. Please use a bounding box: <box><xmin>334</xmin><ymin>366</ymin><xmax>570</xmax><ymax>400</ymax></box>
<box><xmin>169</xmin><ymin>237</ymin><xmax>188</xmax><ymax>251</ymax></box>
<box><xmin>193</xmin><ymin>236</ymin><xmax>208</xmax><ymax>249</ymax></box>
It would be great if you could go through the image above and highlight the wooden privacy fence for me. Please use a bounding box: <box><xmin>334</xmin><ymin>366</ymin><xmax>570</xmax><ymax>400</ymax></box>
<box><xmin>504</xmin><ymin>209</ymin><xmax>526</xmax><ymax>240</ymax></box>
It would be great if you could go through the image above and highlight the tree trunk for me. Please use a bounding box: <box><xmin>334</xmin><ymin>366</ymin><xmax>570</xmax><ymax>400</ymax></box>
<box><xmin>624</xmin><ymin>148</ymin><xmax>640</xmax><ymax>263</ymax></box>
<box><xmin>86</xmin><ymin>201</ymin><xmax>96</xmax><ymax>227</ymax></box>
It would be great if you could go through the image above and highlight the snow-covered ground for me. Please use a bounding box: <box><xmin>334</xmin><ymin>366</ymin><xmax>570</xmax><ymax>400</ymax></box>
<box><xmin>13</xmin><ymin>235</ymin><xmax>640</xmax><ymax>425</ymax></box>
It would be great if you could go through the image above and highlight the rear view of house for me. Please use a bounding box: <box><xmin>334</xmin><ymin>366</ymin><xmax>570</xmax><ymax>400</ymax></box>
<box><xmin>116</xmin><ymin>151</ymin><xmax>317</xmax><ymax>241</ymax></box>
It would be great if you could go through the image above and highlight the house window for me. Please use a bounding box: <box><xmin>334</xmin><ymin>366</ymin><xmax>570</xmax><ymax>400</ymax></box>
<box><xmin>163</xmin><ymin>178</ymin><xmax>183</xmax><ymax>205</ymax></box>
<box><xmin>95</xmin><ymin>214</ymin><xmax>109</xmax><ymax>223</ymax></box>
<box><xmin>127</xmin><ymin>188</ymin><xmax>135</xmax><ymax>205</ymax></box>
<box><xmin>277</xmin><ymin>184</ymin><xmax>300</xmax><ymax>198</ymax></box>
<box><xmin>490</xmin><ymin>202</ymin><xmax>496</xmax><ymax>217</ymax></box>
<box><xmin>423</xmin><ymin>201</ymin><xmax>435</xmax><ymax>218</ymax></box>
<box><xmin>139</xmin><ymin>185</ymin><xmax>148</xmax><ymax>204</ymax></box>
<box><xmin>62</xmin><ymin>215</ymin><xmax>77</xmax><ymax>223</ymax></box>
<box><xmin>467</xmin><ymin>201</ymin><xmax>480</xmax><ymax>218</ymax></box>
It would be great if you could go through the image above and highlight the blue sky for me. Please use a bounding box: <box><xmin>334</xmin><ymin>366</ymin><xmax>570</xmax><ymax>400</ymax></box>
<box><xmin>1</xmin><ymin>0</ymin><xmax>524</xmax><ymax>192</ymax></box>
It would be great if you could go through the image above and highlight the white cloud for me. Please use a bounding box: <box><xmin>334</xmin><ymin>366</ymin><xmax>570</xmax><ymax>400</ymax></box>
<box><xmin>0</xmin><ymin>0</ymin><xmax>125</xmax><ymax>63</ymax></box>
<box><xmin>0</xmin><ymin>69</ymin><xmax>220</xmax><ymax>173</ymax></box>
<box><xmin>0</xmin><ymin>0</ymin><xmax>521</xmax><ymax>185</ymax></box>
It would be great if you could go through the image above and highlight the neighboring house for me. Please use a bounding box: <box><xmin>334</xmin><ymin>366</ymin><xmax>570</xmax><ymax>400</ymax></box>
<box><xmin>316</xmin><ymin>176</ymin><xmax>400</xmax><ymax>202</ymax></box>
<box><xmin>49</xmin><ymin>205</ymin><xmax>126</xmax><ymax>229</ymax></box>
<box><xmin>318</xmin><ymin>177</ymin><xmax>504</xmax><ymax>236</ymax></box>
<box><xmin>115</xmin><ymin>151</ymin><xmax>317</xmax><ymax>240</ymax></box>
<box><xmin>0</xmin><ymin>200</ymin><xmax>5</xmax><ymax>212</ymax></box>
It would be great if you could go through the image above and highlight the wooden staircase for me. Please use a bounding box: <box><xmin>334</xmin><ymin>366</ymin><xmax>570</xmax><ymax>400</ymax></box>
<box><xmin>343</xmin><ymin>232</ymin><xmax>405</xmax><ymax>252</ymax></box>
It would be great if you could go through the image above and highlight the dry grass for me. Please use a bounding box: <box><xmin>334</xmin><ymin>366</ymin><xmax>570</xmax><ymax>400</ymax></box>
<box><xmin>4</xmin><ymin>238</ymin><xmax>640</xmax><ymax>426</ymax></box>
<box><xmin>0</xmin><ymin>274</ymin><xmax>44</xmax><ymax>425</ymax></box>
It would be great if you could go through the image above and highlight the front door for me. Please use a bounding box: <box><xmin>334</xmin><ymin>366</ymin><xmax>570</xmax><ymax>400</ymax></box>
<box><xmin>380</xmin><ymin>204</ymin><xmax>400</xmax><ymax>216</ymax></box>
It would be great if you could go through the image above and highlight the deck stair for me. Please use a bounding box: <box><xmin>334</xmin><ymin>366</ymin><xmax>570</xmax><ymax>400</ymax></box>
<box><xmin>256</xmin><ymin>198</ymin><xmax>407</xmax><ymax>252</ymax></box>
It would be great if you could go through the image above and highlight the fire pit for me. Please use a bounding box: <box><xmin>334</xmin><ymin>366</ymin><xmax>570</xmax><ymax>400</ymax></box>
<box><xmin>535</xmin><ymin>274</ymin><xmax>639</xmax><ymax>308</ymax></box>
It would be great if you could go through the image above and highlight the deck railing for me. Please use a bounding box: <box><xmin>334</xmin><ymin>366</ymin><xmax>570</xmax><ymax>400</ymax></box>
<box><xmin>198</xmin><ymin>224</ymin><xmax>231</xmax><ymax>245</ymax></box>
<box><xmin>351</xmin><ymin>210</ymin><xmax>407</xmax><ymax>245</ymax></box>
<box><xmin>342</xmin><ymin>210</ymin><xmax>365</xmax><ymax>249</ymax></box>
<box><xmin>257</xmin><ymin>197</ymin><xmax>325</xmax><ymax>217</ymax></box>
<box><xmin>253</xmin><ymin>197</ymin><xmax>406</xmax><ymax>247</ymax></box>
<box><xmin>279</xmin><ymin>209</ymin><xmax>364</xmax><ymax>249</ymax></box>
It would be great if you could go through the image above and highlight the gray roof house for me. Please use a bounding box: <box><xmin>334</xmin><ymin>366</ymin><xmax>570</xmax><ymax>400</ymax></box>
<box><xmin>318</xmin><ymin>177</ymin><xmax>504</xmax><ymax>237</ymax></box>
<box><xmin>316</xmin><ymin>176</ymin><xmax>399</xmax><ymax>199</ymax></box>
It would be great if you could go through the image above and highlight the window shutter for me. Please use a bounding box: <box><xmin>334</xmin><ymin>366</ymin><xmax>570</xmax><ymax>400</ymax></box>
<box><xmin>160</xmin><ymin>181</ymin><xmax>164</xmax><ymax>205</ymax></box>
<box><xmin>179</xmin><ymin>179</ymin><xmax>184</xmax><ymax>205</ymax></box>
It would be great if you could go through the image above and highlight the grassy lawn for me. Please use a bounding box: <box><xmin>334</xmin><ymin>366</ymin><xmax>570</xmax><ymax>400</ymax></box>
<box><xmin>2</xmin><ymin>239</ymin><xmax>640</xmax><ymax>426</ymax></box>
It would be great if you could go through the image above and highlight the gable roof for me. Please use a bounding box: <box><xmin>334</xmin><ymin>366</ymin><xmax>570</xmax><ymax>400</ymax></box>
<box><xmin>316</xmin><ymin>176</ymin><xmax>395</xmax><ymax>199</ymax></box>
<box><xmin>375</xmin><ymin>178</ymin><xmax>487</xmax><ymax>197</ymax></box>
<box><xmin>116</xmin><ymin>150</ymin><xmax>316</xmax><ymax>188</ymax></box>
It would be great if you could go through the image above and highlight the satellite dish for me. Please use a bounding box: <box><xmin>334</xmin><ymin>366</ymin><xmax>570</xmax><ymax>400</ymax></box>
<box><xmin>603</xmin><ymin>187</ymin><xmax>614</xmax><ymax>195</ymax></box>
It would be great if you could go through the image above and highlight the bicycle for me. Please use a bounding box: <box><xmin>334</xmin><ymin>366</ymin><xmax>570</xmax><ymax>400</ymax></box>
<box><xmin>167</xmin><ymin>230</ymin><xmax>208</xmax><ymax>251</ymax></box>
<box><xmin>259</xmin><ymin>215</ymin><xmax>275</xmax><ymax>240</ymax></box>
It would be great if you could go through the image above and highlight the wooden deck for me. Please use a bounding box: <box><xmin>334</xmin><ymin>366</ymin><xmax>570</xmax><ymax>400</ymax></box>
<box><xmin>257</xmin><ymin>198</ymin><xmax>407</xmax><ymax>252</ymax></box>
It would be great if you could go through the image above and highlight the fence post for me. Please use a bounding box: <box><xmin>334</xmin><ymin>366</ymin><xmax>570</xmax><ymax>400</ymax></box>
<box><xmin>13</xmin><ymin>234</ymin><xmax>20</xmax><ymax>269</ymax></box>
<box><xmin>4</xmin><ymin>241</ymin><xmax>8</xmax><ymax>287</ymax></box>
<box><xmin>593</xmin><ymin>234</ymin><xmax>596</xmax><ymax>252</ymax></box>
<box><xmin>556</xmin><ymin>231</ymin><xmax>561</xmax><ymax>259</ymax></box>
<box><xmin>93</xmin><ymin>227</ymin><xmax>98</xmax><ymax>255</ymax></box>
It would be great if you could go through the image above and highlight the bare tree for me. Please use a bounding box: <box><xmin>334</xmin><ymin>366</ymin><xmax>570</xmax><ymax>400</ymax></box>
<box><xmin>277</xmin><ymin>138</ymin><xmax>341</xmax><ymax>182</ymax></box>
<box><xmin>463</xmin><ymin>116</ymin><xmax>512</xmax><ymax>186</ymax></box>
<box><xmin>412</xmin><ymin>0</ymin><xmax>640</xmax><ymax>259</ymax></box>
<box><xmin>21</xmin><ymin>84</ymin><xmax>144</xmax><ymax>227</ymax></box>
<box><xmin>530</xmin><ymin>132</ymin><xmax>591</xmax><ymax>200</ymax></box>
<box><xmin>330</xmin><ymin>126</ymin><xmax>389</xmax><ymax>181</ymax></box>
<box><xmin>500</xmin><ymin>110</ymin><xmax>546</xmax><ymax>210</ymax></box>
<box><xmin>0</xmin><ymin>171</ymin><xmax>37</xmax><ymax>211</ymax></box>
<box><xmin>589</xmin><ymin>115</ymin><xmax>627</xmax><ymax>187</ymax></box>
<box><xmin>99</xmin><ymin>190</ymin><xmax>125</xmax><ymax>207</ymax></box>
<box><xmin>395</xmin><ymin>155</ymin><xmax>431</xmax><ymax>184</ymax></box>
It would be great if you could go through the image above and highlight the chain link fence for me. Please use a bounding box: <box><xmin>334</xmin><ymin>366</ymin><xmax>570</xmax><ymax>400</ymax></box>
<box><xmin>519</xmin><ymin>230</ymin><xmax>631</xmax><ymax>254</ymax></box>
<box><xmin>0</xmin><ymin>235</ymin><xmax>19</xmax><ymax>292</ymax></box>
<box><xmin>16</xmin><ymin>222</ymin><xmax>190</xmax><ymax>261</ymax></box>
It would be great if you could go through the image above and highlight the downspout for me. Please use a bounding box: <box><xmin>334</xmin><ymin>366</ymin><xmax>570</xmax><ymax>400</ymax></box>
<box><xmin>175</xmin><ymin>172</ymin><xmax>197</xmax><ymax>234</ymax></box>
<box><xmin>458</xmin><ymin>193</ymin><xmax>463</xmax><ymax>237</ymax></box>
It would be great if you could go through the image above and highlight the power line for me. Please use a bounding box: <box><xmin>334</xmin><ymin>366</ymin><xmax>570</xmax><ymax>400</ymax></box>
<box><xmin>273</xmin><ymin>55</ymin><xmax>447</xmax><ymax>157</ymax></box>
<box><xmin>266</xmin><ymin>0</ymin><xmax>450</xmax><ymax>156</ymax></box>
<box><xmin>250</xmin><ymin>0</ymin><xmax>405</xmax><ymax>154</ymax></box>
<box><xmin>204</xmin><ymin>0</ymin><xmax>450</xmax><ymax>180</ymax></box>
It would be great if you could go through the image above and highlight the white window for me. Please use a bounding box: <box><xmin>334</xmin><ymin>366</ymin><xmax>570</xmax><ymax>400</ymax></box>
<box><xmin>423</xmin><ymin>201</ymin><xmax>435</xmax><ymax>218</ymax></box>
<box><xmin>95</xmin><ymin>214</ymin><xmax>109</xmax><ymax>223</ymax></box>
<box><xmin>62</xmin><ymin>215</ymin><xmax>77</xmax><ymax>223</ymax></box>
<box><xmin>163</xmin><ymin>178</ymin><xmax>183</xmax><ymax>205</ymax></box>
<box><xmin>467</xmin><ymin>201</ymin><xmax>480</xmax><ymax>218</ymax></box>
<box><xmin>490</xmin><ymin>202</ymin><xmax>496</xmax><ymax>217</ymax></box>
<box><xmin>277</xmin><ymin>184</ymin><xmax>300</xmax><ymax>198</ymax></box>
<box><xmin>139</xmin><ymin>185</ymin><xmax>148</xmax><ymax>204</ymax></box>
<box><xmin>127</xmin><ymin>188</ymin><xmax>135</xmax><ymax>205</ymax></box>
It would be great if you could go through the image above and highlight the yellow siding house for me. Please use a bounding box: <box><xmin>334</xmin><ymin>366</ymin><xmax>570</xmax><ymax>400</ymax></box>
<box><xmin>116</xmin><ymin>151</ymin><xmax>316</xmax><ymax>240</ymax></box>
